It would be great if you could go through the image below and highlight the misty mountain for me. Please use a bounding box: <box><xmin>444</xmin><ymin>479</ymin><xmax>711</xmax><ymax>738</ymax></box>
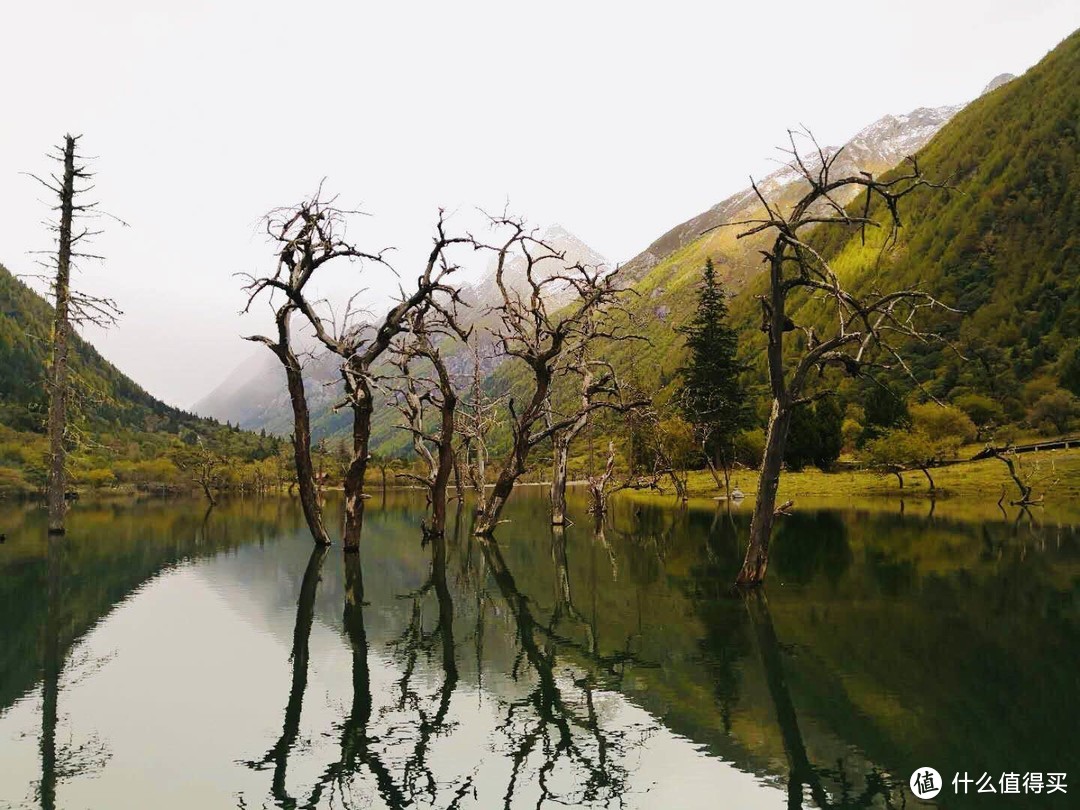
<box><xmin>192</xmin><ymin>224</ymin><xmax>610</xmax><ymax>436</ymax></box>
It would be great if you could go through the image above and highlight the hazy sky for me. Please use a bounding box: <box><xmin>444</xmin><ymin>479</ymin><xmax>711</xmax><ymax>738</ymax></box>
<box><xmin>2</xmin><ymin>1</ymin><xmax>1077</xmax><ymax>409</ymax></box>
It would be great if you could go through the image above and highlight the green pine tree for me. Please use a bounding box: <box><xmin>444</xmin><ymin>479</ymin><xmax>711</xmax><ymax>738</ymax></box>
<box><xmin>677</xmin><ymin>257</ymin><xmax>750</xmax><ymax>495</ymax></box>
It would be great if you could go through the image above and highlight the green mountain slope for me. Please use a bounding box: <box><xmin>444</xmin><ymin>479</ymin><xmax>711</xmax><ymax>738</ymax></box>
<box><xmin>607</xmin><ymin>29</ymin><xmax>1080</xmax><ymax>432</ymax></box>
<box><xmin>801</xmin><ymin>29</ymin><xmax>1080</xmax><ymax>416</ymax></box>
<box><xmin>0</xmin><ymin>263</ymin><xmax>278</xmax><ymax>494</ymax></box>
<box><xmin>1</xmin><ymin>262</ymin><xmax>187</xmax><ymax>431</ymax></box>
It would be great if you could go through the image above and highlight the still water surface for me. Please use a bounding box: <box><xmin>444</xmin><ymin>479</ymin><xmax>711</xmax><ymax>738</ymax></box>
<box><xmin>0</xmin><ymin>490</ymin><xmax>1076</xmax><ymax>808</ymax></box>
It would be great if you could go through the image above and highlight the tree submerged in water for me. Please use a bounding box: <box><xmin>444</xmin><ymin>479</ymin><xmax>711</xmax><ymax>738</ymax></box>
<box><xmin>722</xmin><ymin>130</ymin><xmax>959</xmax><ymax>585</ymax></box>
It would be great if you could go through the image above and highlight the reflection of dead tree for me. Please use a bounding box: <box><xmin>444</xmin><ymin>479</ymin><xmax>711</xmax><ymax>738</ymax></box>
<box><xmin>611</xmin><ymin>501</ymin><xmax>685</xmax><ymax>566</ymax></box>
<box><xmin>987</xmin><ymin>446</ymin><xmax>1056</xmax><ymax>506</ymax></box>
<box><xmin>306</xmin><ymin>554</ymin><xmax>407</xmax><ymax>809</ymax></box>
<box><xmin>477</xmin><ymin>536</ymin><xmax>639</xmax><ymax>808</ymax></box>
<box><xmin>386</xmin><ymin>302</ymin><xmax>469</xmax><ymax>538</ymax></box>
<box><xmin>244</xmin><ymin>545</ymin><xmax>327</xmax><ymax>806</ymax></box>
<box><xmin>386</xmin><ymin>533</ymin><xmax>466</xmax><ymax>806</ymax></box>
<box><xmin>37</xmin><ymin>536</ymin><xmax>112</xmax><ymax>808</ymax></box>
<box><xmin>26</xmin><ymin>135</ymin><xmax>123</xmax><ymax>534</ymax></box>
<box><xmin>39</xmin><ymin>535</ymin><xmax>63</xmax><ymax>810</ymax></box>
<box><xmin>744</xmin><ymin>588</ymin><xmax>903</xmax><ymax>809</ymax></box>
<box><xmin>471</xmin><ymin>215</ymin><xmax>634</xmax><ymax>536</ymax></box>
<box><xmin>721</xmin><ymin>131</ymin><xmax>957</xmax><ymax>584</ymax></box>
<box><xmin>550</xmin><ymin>528</ymin><xmax>597</xmax><ymax>655</ymax></box>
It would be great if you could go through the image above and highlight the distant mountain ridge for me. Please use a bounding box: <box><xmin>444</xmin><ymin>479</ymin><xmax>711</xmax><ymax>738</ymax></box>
<box><xmin>621</xmin><ymin>102</ymin><xmax>967</xmax><ymax>284</ymax></box>
<box><xmin>192</xmin><ymin>224</ymin><xmax>609</xmax><ymax>436</ymax></box>
<box><xmin>191</xmin><ymin>40</ymin><xmax>1079</xmax><ymax>450</ymax></box>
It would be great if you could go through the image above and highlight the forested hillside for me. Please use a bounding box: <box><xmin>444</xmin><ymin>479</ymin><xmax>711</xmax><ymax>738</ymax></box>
<box><xmin>802</xmin><ymin>28</ymin><xmax>1080</xmax><ymax>419</ymax></box>
<box><xmin>0</xmin><ymin>263</ymin><xmax>279</xmax><ymax>494</ymax></box>
<box><xmin>603</xmin><ymin>29</ymin><xmax>1079</xmax><ymax>442</ymax></box>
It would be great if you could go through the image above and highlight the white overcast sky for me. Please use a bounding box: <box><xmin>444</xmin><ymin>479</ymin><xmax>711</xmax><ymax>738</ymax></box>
<box><xmin>2</xmin><ymin>1</ymin><xmax>1077</xmax><ymax>409</ymax></box>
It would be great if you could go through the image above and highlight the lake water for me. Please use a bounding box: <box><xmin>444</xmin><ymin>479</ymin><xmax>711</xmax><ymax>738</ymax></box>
<box><xmin>0</xmin><ymin>489</ymin><xmax>1076</xmax><ymax>809</ymax></box>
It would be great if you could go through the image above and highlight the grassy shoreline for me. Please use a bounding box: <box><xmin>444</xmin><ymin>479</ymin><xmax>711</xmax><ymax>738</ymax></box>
<box><xmin>616</xmin><ymin>446</ymin><xmax>1080</xmax><ymax>525</ymax></box>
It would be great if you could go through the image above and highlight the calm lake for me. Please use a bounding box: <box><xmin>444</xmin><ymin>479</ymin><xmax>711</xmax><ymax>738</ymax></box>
<box><xmin>0</xmin><ymin>489</ymin><xmax>1076</xmax><ymax>809</ymax></box>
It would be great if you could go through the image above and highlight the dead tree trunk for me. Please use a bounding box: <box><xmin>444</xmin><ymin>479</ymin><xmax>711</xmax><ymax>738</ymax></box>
<box><xmin>457</xmin><ymin>338</ymin><xmax>498</xmax><ymax>517</ymax></box>
<box><xmin>388</xmin><ymin>308</ymin><xmax>465</xmax><ymax>539</ymax></box>
<box><xmin>45</xmin><ymin>138</ymin><xmax>75</xmax><ymax>534</ymax></box>
<box><xmin>245</xmin><ymin>305</ymin><xmax>331</xmax><ymax>546</ymax></box>
<box><xmin>727</xmin><ymin>132</ymin><xmax>955</xmax><ymax>584</ymax></box>
<box><xmin>341</xmin><ymin>375</ymin><xmax>374</xmax><ymax>552</ymax></box>
<box><xmin>472</xmin><ymin>216</ymin><xmax>640</xmax><ymax>535</ymax></box>
<box><xmin>920</xmin><ymin>465</ymin><xmax>936</xmax><ymax>493</ymax></box>
<box><xmin>28</xmin><ymin>135</ymin><xmax>121</xmax><ymax>532</ymax></box>
<box><xmin>550</xmin><ymin>435</ymin><xmax>573</xmax><ymax>526</ymax></box>
<box><xmin>739</xmin><ymin>399</ymin><xmax>794</xmax><ymax>583</ymax></box>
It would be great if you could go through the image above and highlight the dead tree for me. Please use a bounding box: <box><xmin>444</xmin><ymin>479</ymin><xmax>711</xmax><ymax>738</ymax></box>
<box><xmin>455</xmin><ymin>336</ymin><xmax>502</xmax><ymax>516</ymax></box>
<box><xmin>174</xmin><ymin>442</ymin><xmax>226</xmax><ymax>506</ymax></box>
<box><xmin>386</xmin><ymin>303</ymin><xmax>469</xmax><ymax>538</ymax></box>
<box><xmin>720</xmin><ymin>130</ymin><xmax>957</xmax><ymax>585</ymax></box>
<box><xmin>239</xmin><ymin>192</ymin><xmax>381</xmax><ymax>546</ymax></box>
<box><xmin>471</xmin><ymin>216</ymin><xmax>633</xmax><ymax>536</ymax></box>
<box><xmin>547</xmin><ymin>345</ymin><xmax>646</xmax><ymax>526</ymax></box>
<box><xmin>987</xmin><ymin>446</ymin><xmax>1056</xmax><ymax>506</ymax></box>
<box><xmin>586</xmin><ymin>440</ymin><xmax>619</xmax><ymax>520</ymax></box>
<box><xmin>27</xmin><ymin>135</ymin><xmax>121</xmax><ymax>534</ymax></box>
<box><xmin>285</xmin><ymin>207</ymin><xmax>468</xmax><ymax>552</ymax></box>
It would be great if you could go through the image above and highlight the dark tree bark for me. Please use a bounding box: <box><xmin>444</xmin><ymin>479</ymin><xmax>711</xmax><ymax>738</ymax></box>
<box><xmin>45</xmin><ymin>137</ymin><xmax>76</xmax><ymax>535</ymax></box>
<box><xmin>243</xmin><ymin>300</ymin><xmax>331</xmax><ymax>546</ymax></box>
<box><xmin>245</xmin><ymin>545</ymin><xmax>327</xmax><ymax>804</ymax></box>
<box><xmin>471</xmin><ymin>217</ymin><xmax>639</xmax><ymax>536</ymax></box>
<box><xmin>251</xmin><ymin>204</ymin><xmax>468</xmax><ymax>552</ymax></box>
<box><xmin>728</xmin><ymin>133</ymin><xmax>956</xmax><ymax>584</ymax></box>
<box><xmin>388</xmin><ymin>305</ymin><xmax>467</xmax><ymax>538</ymax></box>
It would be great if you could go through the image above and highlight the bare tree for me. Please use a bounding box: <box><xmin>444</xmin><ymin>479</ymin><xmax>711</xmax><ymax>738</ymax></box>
<box><xmin>455</xmin><ymin>336</ymin><xmax>502</xmax><ymax>517</ymax></box>
<box><xmin>987</xmin><ymin>445</ymin><xmax>1057</xmax><ymax>506</ymax></box>
<box><xmin>292</xmin><ymin>212</ymin><xmax>469</xmax><ymax>552</ymax></box>
<box><xmin>386</xmin><ymin>302</ymin><xmax>469</xmax><ymax>538</ymax></box>
<box><xmin>547</xmin><ymin>345</ymin><xmax>646</xmax><ymax>526</ymax></box>
<box><xmin>27</xmin><ymin>135</ymin><xmax>122</xmax><ymax>534</ymax></box>
<box><xmin>240</xmin><ymin>192</ymin><xmax>384</xmax><ymax>546</ymax></box>
<box><xmin>471</xmin><ymin>216</ymin><xmax>635</xmax><ymax>536</ymax></box>
<box><xmin>173</xmin><ymin>441</ymin><xmax>226</xmax><ymax>506</ymax></box>
<box><xmin>720</xmin><ymin>131</ymin><xmax>956</xmax><ymax>585</ymax></box>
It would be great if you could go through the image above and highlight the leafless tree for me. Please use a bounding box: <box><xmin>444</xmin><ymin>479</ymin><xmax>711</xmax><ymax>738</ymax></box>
<box><xmin>987</xmin><ymin>446</ymin><xmax>1057</xmax><ymax>506</ymax></box>
<box><xmin>546</xmin><ymin>345</ymin><xmax>647</xmax><ymax>526</ymax></box>
<box><xmin>386</xmin><ymin>302</ymin><xmax>469</xmax><ymax>538</ymax></box>
<box><xmin>173</xmin><ymin>442</ymin><xmax>226</xmax><ymax>506</ymax></box>
<box><xmin>471</xmin><ymin>216</ymin><xmax>637</xmax><ymax>536</ymax></box>
<box><xmin>26</xmin><ymin>135</ymin><xmax>122</xmax><ymax>534</ymax></box>
<box><xmin>455</xmin><ymin>336</ymin><xmax>502</xmax><ymax>517</ymax></box>
<box><xmin>718</xmin><ymin>130</ymin><xmax>958</xmax><ymax>585</ymax></box>
<box><xmin>278</xmin><ymin>207</ymin><xmax>469</xmax><ymax>552</ymax></box>
<box><xmin>240</xmin><ymin>192</ymin><xmax>383</xmax><ymax>546</ymax></box>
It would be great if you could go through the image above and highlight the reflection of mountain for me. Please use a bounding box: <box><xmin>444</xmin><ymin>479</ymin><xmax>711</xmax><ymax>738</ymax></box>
<box><xmin>0</xmin><ymin>499</ymin><xmax>300</xmax><ymax>715</ymax></box>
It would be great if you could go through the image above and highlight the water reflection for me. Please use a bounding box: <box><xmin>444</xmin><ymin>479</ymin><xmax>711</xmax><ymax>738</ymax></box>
<box><xmin>0</xmin><ymin>492</ymin><xmax>1078</xmax><ymax>808</ymax></box>
<box><xmin>244</xmin><ymin>545</ymin><xmax>328</xmax><ymax>806</ymax></box>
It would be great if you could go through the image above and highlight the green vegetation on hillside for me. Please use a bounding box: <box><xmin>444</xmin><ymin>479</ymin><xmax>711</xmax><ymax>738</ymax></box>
<box><xmin>0</xmin><ymin>263</ymin><xmax>280</xmax><ymax>496</ymax></box>
<box><xmin>595</xmin><ymin>29</ymin><xmax>1080</xmax><ymax>461</ymax></box>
